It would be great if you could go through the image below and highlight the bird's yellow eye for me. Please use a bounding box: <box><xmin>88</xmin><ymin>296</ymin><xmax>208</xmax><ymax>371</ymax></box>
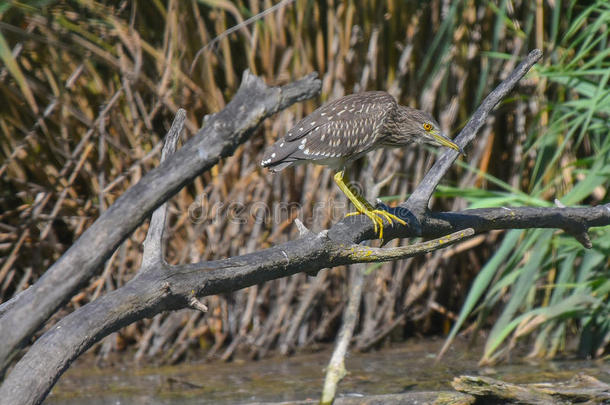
<box><xmin>423</xmin><ymin>123</ymin><xmax>433</xmax><ymax>131</ymax></box>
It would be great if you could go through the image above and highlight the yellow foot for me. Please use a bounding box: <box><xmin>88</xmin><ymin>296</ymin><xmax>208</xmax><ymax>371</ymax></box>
<box><xmin>345</xmin><ymin>208</ymin><xmax>407</xmax><ymax>239</ymax></box>
<box><xmin>333</xmin><ymin>169</ymin><xmax>407</xmax><ymax>239</ymax></box>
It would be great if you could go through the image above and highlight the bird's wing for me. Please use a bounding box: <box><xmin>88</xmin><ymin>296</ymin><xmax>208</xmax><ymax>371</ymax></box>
<box><xmin>291</xmin><ymin>115</ymin><xmax>383</xmax><ymax>158</ymax></box>
<box><xmin>284</xmin><ymin>91</ymin><xmax>396</xmax><ymax>142</ymax></box>
<box><xmin>261</xmin><ymin>92</ymin><xmax>396</xmax><ymax>170</ymax></box>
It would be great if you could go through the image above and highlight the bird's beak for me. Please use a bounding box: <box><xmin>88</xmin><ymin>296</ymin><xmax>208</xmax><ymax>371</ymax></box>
<box><xmin>432</xmin><ymin>130</ymin><xmax>465</xmax><ymax>155</ymax></box>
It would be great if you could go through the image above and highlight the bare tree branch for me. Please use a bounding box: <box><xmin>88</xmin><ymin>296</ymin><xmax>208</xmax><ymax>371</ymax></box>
<box><xmin>0</xmin><ymin>71</ymin><xmax>322</xmax><ymax>373</ymax></box>
<box><xmin>406</xmin><ymin>49</ymin><xmax>544</xmax><ymax>212</ymax></box>
<box><xmin>141</xmin><ymin>109</ymin><xmax>185</xmax><ymax>268</ymax></box>
<box><xmin>2</xmin><ymin>201</ymin><xmax>608</xmax><ymax>405</ymax></box>
<box><xmin>0</xmin><ymin>226</ymin><xmax>474</xmax><ymax>405</ymax></box>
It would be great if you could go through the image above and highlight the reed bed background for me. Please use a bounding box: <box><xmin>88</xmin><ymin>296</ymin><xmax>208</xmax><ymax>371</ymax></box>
<box><xmin>0</xmin><ymin>0</ymin><xmax>608</xmax><ymax>365</ymax></box>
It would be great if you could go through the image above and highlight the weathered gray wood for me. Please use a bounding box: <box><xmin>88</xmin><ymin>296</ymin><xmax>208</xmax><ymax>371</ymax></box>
<box><xmin>0</xmin><ymin>233</ymin><xmax>472</xmax><ymax>405</ymax></box>
<box><xmin>0</xmin><ymin>71</ymin><xmax>322</xmax><ymax>373</ymax></box>
<box><xmin>452</xmin><ymin>374</ymin><xmax>610</xmax><ymax>404</ymax></box>
<box><xmin>141</xmin><ymin>109</ymin><xmax>185</xmax><ymax>267</ymax></box>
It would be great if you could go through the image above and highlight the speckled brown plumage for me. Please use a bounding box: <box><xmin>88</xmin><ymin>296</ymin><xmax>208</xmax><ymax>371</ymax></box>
<box><xmin>261</xmin><ymin>91</ymin><xmax>458</xmax><ymax>172</ymax></box>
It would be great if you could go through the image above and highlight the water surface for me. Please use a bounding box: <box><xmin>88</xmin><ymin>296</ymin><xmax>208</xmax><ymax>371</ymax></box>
<box><xmin>45</xmin><ymin>338</ymin><xmax>609</xmax><ymax>404</ymax></box>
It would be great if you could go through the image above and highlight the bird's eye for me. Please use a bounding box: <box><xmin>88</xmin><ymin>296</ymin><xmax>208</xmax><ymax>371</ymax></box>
<box><xmin>423</xmin><ymin>123</ymin><xmax>433</xmax><ymax>131</ymax></box>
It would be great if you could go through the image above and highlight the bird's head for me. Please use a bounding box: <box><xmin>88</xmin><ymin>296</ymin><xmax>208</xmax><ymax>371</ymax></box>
<box><xmin>390</xmin><ymin>106</ymin><xmax>465</xmax><ymax>155</ymax></box>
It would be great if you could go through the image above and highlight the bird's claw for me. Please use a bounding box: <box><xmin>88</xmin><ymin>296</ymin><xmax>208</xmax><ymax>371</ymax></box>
<box><xmin>345</xmin><ymin>208</ymin><xmax>407</xmax><ymax>239</ymax></box>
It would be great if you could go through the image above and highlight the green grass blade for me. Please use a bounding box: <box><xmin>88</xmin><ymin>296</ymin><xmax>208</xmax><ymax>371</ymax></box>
<box><xmin>438</xmin><ymin>230</ymin><xmax>523</xmax><ymax>357</ymax></box>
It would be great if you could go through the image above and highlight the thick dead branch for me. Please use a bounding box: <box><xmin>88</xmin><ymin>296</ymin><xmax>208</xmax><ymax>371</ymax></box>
<box><xmin>423</xmin><ymin>206</ymin><xmax>603</xmax><ymax>249</ymax></box>
<box><xmin>0</xmin><ymin>71</ymin><xmax>322</xmax><ymax>373</ymax></box>
<box><xmin>0</xmin><ymin>226</ymin><xmax>472</xmax><ymax>405</ymax></box>
<box><xmin>4</xmin><ymin>201</ymin><xmax>608</xmax><ymax>405</ymax></box>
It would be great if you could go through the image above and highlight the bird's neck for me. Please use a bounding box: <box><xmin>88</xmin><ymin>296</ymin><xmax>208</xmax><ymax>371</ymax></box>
<box><xmin>382</xmin><ymin>105</ymin><xmax>417</xmax><ymax>146</ymax></box>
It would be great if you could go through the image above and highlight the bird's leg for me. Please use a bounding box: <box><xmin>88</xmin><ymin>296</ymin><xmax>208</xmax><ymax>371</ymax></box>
<box><xmin>333</xmin><ymin>170</ymin><xmax>406</xmax><ymax>239</ymax></box>
<box><xmin>337</xmin><ymin>170</ymin><xmax>375</xmax><ymax>209</ymax></box>
<box><xmin>333</xmin><ymin>170</ymin><xmax>382</xmax><ymax>236</ymax></box>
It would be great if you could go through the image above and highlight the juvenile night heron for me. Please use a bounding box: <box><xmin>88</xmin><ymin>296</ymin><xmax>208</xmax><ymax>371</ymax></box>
<box><xmin>261</xmin><ymin>91</ymin><xmax>463</xmax><ymax>239</ymax></box>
